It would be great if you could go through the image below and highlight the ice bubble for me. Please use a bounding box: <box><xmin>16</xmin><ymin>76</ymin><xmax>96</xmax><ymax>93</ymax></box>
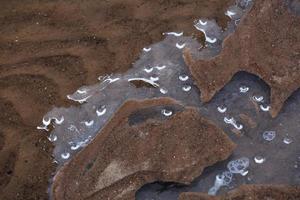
<box><xmin>227</xmin><ymin>157</ymin><xmax>250</xmax><ymax>175</ymax></box>
<box><xmin>262</xmin><ymin>131</ymin><xmax>276</xmax><ymax>141</ymax></box>
<box><xmin>208</xmin><ymin>171</ymin><xmax>233</xmax><ymax>195</ymax></box>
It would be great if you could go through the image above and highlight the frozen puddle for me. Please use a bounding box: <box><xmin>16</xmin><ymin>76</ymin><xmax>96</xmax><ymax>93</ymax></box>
<box><xmin>37</xmin><ymin>0</ymin><xmax>300</xmax><ymax>198</ymax></box>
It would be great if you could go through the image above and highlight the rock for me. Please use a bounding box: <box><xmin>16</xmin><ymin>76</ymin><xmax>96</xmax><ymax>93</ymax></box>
<box><xmin>52</xmin><ymin>97</ymin><xmax>235</xmax><ymax>200</ymax></box>
<box><xmin>179</xmin><ymin>184</ymin><xmax>300</xmax><ymax>200</ymax></box>
<box><xmin>184</xmin><ymin>0</ymin><xmax>300</xmax><ymax>117</ymax></box>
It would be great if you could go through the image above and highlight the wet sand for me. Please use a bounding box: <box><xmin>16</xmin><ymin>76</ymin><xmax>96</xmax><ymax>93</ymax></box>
<box><xmin>0</xmin><ymin>0</ymin><xmax>233</xmax><ymax>199</ymax></box>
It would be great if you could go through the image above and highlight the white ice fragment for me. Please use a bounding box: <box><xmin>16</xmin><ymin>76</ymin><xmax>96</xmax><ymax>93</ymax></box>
<box><xmin>67</xmin><ymin>94</ymin><xmax>92</xmax><ymax>104</ymax></box>
<box><xmin>143</xmin><ymin>47</ymin><xmax>151</xmax><ymax>52</ymax></box>
<box><xmin>182</xmin><ymin>85</ymin><xmax>191</xmax><ymax>92</ymax></box>
<box><xmin>162</xmin><ymin>109</ymin><xmax>172</xmax><ymax>117</ymax></box>
<box><xmin>283</xmin><ymin>137</ymin><xmax>293</xmax><ymax>144</ymax></box>
<box><xmin>260</xmin><ymin>105</ymin><xmax>270</xmax><ymax>112</ymax></box>
<box><xmin>155</xmin><ymin>65</ymin><xmax>166</xmax><ymax>70</ymax></box>
<box><xmin>163</xmin><ymin>32</ymin><xmax>183</xmax><ymax>37</ymax></box>
<box><xmin>77</xmin><ymin>89</ymin><xmax>88</xmax><ymax>94</ymax></box>
<box><xmin>144</xmin><ymin>67</ymin><xmax>153</xmax><ymax>73</ymax></box>
<box><xmin>225</xmin><ymin>10</ymin><xmax>236</xmax><ymax>18</ymax></box>
<box><xmin>84</xmin><ymin>120</ymin><xmax>94</xmax><ymax>127</ymax></box>
<box><xmin>253</xmin><ymin>96</ymin><xmax>264</xmax><ymax>102</ymax></box>
<box><xmin>159</xmin><ymin>88</ymin><xmax>168</xmax><ymax>94</ymax></box>
<box><xmin>128</xmin><ymin>78</ymin><xmax>159</xmax><ymax>87</ymax></box>
<box><xmin>150</xmin><ymin>76</ymin><xmax>159</xmax><ymax>82</ymax></box>
<box><xmin>176</xmin><ymin>42</ymin><xmax>186</xmax><ymax>49</ymax></box>
<box><xmin>239</xmin><ymin>86</ymin><xmax>249</xmax><ymax>93</ymax></box>
<box><xmin>54</xmin><ymin>116</ymin><xmax>64</xmax><ymax>125</ymax></box>
<box><xmin>199</xmin><ymin>20</ymin><xmax>207</xmax><ymax>25</ymax></box>
<box><xmin>48</xmin><ymin>134</ymin><xmax>57</xmax><ymax>142</ymax></box>
<box><xmin>224</xmin><ymin>117</ymin><xmax>234</xmax><ymax>124</ymax></box>
<box><xmin>179</xmin><ymin>75</ymin><xmax>189</xmax><ymax>81</ymax></box>
<box><xmin>42</xmin><ymin>117</ymin><xmax>51</xmax><ymax>126</ymax></box>
<box><xmin>61</xmin><ymin>152</ymin><xmax>70</xmax><ymax>160</ymax></box>
<box><xmin>70</xmin><ymin>143</ymin><xmax>80</xmax><ymax>150</ymax></box>
<box><xmin>254</xmin><ymin>156</ymin><xmax>265</xmax><ymax>164</ymax></box>
<box><xmin>104</xmin><ymin>77</ymin><xmax>120</xmax><ymax>84</ymax></box>
<box><xmin>217</xmin><ymin>106</ymin><xmax>227</xmax><ymax>113</ymax></box>
<box><xmin>96</xmin><ymin>106</ymin><xmax>107</xmax><ymax>117</ymax></box>
<box><xmin>194</xmin><ymin>23</ymin><xmax>217</xmax><ymax>43</ymax></box>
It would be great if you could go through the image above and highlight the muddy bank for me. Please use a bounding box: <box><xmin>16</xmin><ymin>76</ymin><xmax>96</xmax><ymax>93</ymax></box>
<box><xmin>184</xmin><ymin>0</ymin><xmax>300</xmax><ymax>117</ymax></box>
<box><xmin>0</xmin><ymin>0</ymin><xmax>234</xmax><ymax>199</ymax></box>
<box><xmin>52</xmin><ymin>98</ymin><xmax>235</xmax><ymax>199</ymax></box>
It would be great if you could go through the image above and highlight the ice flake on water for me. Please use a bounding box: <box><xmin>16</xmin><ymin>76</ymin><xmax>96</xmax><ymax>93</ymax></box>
<box><xmin>208</xmin><ymin>171</ymin><xmax>232</xmax><ymax>195</ymax></box>
<box><xmin>262</xmin><ymin>131</ymin><xmax>276</xmax><ymax>141</ymax></box>
<box><xmin>176</xmin><ymin>42</ymin><xmax>186</xmax><ymax>49</ymax></box>
<box><xmin>179</xmin><ymin>75</ymin><xmax>189</xmax><ymax>81</ymax></box>
<box><xmin>239</xmin><ymin>85</ymin><xmax>249</xmax><ymax>93</ymax></box>
<box><xmin>163</xmin><ymin>32</ymin><xmax>183</xmax><ymax>37</ymax></box>
<box><xmin>144</xmin><ymin>66</ymin><xmax>153</xmax><ymax>73</ymax></box>
<box><xmin>161</xmin><ymin>109</ymin><xmax>173</xmax><ymax>117</ymax></box>
<box><xmin>155</xmin><ymin>65</ymin><xmax>166</xmax><ymax>70</ymax></box>
<box><xmin>48</xmin><ymin>134</ymin><xmax>57</xmax><ymax>142</ymax></box>
<box><xmin>227</xmin><ymin>157</ymin><xmax>250</xmax><ymax>175</ymax></box>
<box><xmin>54</xmin><ymin>116</ymin><xmax>64</xmax><ymax>125</ymax></box>
<box><xmin>96</xmin><ymin>105</ymin><xmax>106</xmax><ymax>117</ymax></box>
<box><xmin>143</xmin><ymin>47</ymin><xmax>151</xmax><ymax>52</ymax></box>
<box><xmin>182</xmin><ymin>85</ymin><xmax>191</xmax><ymax>92</ymax></box>
<box><xmin>159</xmin><ymin>88</ymin><xmax>168</xmax><ymax>94</ymax></box>
<box><xmin>254</xmin><ymin>156</ymin><xmax>265</xmax><ymax>164</ymax></box>
<box><xmin>260</xmin><ymin>105</ymin><xmax>270</xmax><ymax>112</ymax></box>
<box><xmin>283</xmin><ymin>137</ymin><xmax>293</xmax><ymax>145</ymax></box>
<box><xmin>61</xmin><ymin>152</ymin><xmax>70</xmax><ymax>160</ymax></box>
<box><xmin>217</xmin><ymin>106</ymin><xmax>227</xmax><ymax>113</ymax></box>
<box><xmin>253</xmin><ymin>95</ymin><xmax>264</xmax><ymax>102</ymax></box>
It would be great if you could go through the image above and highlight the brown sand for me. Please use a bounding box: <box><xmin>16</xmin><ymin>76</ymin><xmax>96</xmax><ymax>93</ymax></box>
<box><xmin>0</xmin><ymin>1</ymin><xmax>234</xmax><ymax>199</ymax></box>
<box><xmin>52</xmin><ymin>98</ymin><xmax>235</xmax><ymax>200</ymax></box>
<box><xmin>184</xmin><ymin>0</ymin><xmax>300</xmax><ymax>117</ymax></box>
<box><xmin>179</xmin><ymin>185</ymin><xmax>300</xmax><ymax>200</ymax></box>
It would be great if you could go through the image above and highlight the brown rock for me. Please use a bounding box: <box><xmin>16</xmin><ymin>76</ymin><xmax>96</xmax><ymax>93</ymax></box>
<box><xmin>184</xmin><ymin>0</ymin><xmax>300</xmax><ymax>117</ymax></box>
<box><xmin>52</xmin><ymin>97</ymin><xmax>235</xmax><ymax>200</ymax></box>
<box><xmin>179</xmin><ymin>184</ymin><xmax>300</xmax><ymax>200</ymax></box>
